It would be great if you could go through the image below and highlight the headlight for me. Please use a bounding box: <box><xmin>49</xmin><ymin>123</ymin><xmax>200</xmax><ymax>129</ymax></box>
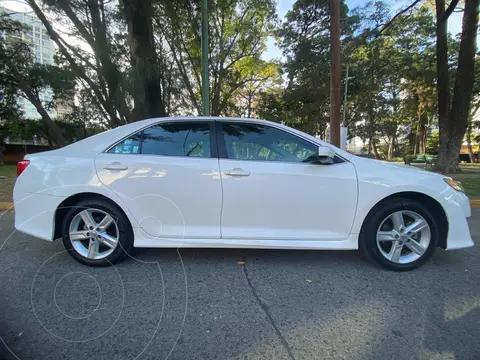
<box><xmin>444</xmin><ymin>178</ymin><xmax>465</xmax><ymax>192</ymax></box>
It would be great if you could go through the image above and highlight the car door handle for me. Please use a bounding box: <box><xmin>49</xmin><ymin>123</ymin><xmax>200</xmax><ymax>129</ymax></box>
<box><xmin>103</xmin><ymin>162</ymin><xmax>128</xmax><ymax>171</ymax></box>
<box><xmin>224</xmin><ymin>168</ymin><xmax>250</xmax><ymax>177</ymax></box>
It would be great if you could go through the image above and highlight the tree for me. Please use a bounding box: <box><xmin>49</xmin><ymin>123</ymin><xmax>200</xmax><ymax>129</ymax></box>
<box><xmin>277</xmin><ymin>0</ymin><xmax>356</xmax><ymax>135</ymax></box>
<box><xmin>28</xmin><ymin>0</ymin><xmax>130</xmax><ymax>126</ymax></box>
<box><xmin>228</xmin><ymin>59</ymin><xmax>281</xmax><ymax>117</ymax></box>
<box><xmin>156</xmin><ymin>0</ymin><xmax>277</xmax><ymax>116</ymax></box>
<box><xmin>434</xmin><ymin>0</ymin><xmax>480</xmax><ymax>173</ymax></box>
<box><xmin>256</xmin><ymin>87</ymin><xmax>286</xmax><ymax>123</ymax></box>
<box><xmin>28</xmin><ymin>0</ymin><xmax>171</xmax><ymax>125</ymax></box>
<box><xmin>121</xmin><ymin>0</ymin><xmax>167</xmax><ymax>120</ymax></box>
<box><xmin>0</xmin><ymin>13</ymin><xmax>67</xmax><ymax>146</ymax></box>
<box><xmin>342</xmin><ymin>2</ymin><xmax>444</xmax><ymax>160</ymax></box>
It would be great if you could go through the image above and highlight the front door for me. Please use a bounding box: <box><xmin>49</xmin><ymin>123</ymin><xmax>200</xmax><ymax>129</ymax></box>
<box><xmin>95</xmin><ymin>121</ymin><xmax>222</xmax><ymax>239</ymax></box>
<box><xmin>217</xmin><ymin>121</ymin><xmax>358</xmax><ymax>241</ymax></box>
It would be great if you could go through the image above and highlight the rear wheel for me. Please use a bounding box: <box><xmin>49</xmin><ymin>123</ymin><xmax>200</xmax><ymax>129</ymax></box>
<box><xmin>359</xmin><ymin>198</ymin><xmax>439</xmax><ymax>271</ymax></box>
<box><xmin>62</xmin><ymin>198</ymin><xmax>133</xmax><ymax>266</ymax></box>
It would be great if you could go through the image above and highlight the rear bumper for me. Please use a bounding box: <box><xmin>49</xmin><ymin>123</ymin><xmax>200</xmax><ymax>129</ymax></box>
<box><xmin>14</xmin><ymin>190</ymin><xmax>65</xmax><ymax>241</ymax></box>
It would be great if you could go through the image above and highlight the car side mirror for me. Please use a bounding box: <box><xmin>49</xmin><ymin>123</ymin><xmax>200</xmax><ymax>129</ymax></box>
<box><xmin>317</xmin><ymin>146</ymin><xmax>335</xmax><ymax>164</ymax></box>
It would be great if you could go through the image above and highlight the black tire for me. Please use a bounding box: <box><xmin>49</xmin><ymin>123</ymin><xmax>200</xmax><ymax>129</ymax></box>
<box><xmin>62</xmin><ymin>197</ymin><xmax>134</xmax><ymax>266</ymax></box>
<box><xmin>359</xmin><ymin>198</ymin><xmax>439</xmax><ymax>271</ymax></box>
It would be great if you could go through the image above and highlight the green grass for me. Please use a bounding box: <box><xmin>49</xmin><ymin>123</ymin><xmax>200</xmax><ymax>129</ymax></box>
<box><xmin>0</xmin><ymin>165</ymin><xmax>16</xmax><ymax>177</ymax></box>
<box><xmin>459</xmin><ymin>162</ymin><xmax>480</xmax><ymax>168</ymax></box>
<box><xmin>457</xmin><ymin>178</ymin><xmax>480</xmax><ymax>199</ymax></box>
<box><xmin>0</xmin><ymin>166</ymin><xmax>16</xmax><ymax>202</ymax></box>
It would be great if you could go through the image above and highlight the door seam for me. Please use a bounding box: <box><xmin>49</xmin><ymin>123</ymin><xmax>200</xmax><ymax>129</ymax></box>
<box><xmin>218</xmin><ymin>157</ymin><xmax>224</xmax><ymax>239</ymax></box>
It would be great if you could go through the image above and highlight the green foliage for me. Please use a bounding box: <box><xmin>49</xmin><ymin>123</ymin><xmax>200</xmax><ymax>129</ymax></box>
<box><xmin>0</xmin><ymin>0</ymin><xmax>476</xmax><ymax>160</ymax></box>
<box><xmin>0</xmin><ymin>9</ymin><xmax>70</xmax><ymax>145</ymax></box>
<box><xmin>256</xmin><ymin>87</ymin><xmax>285</xmax><ymax>123</ymax></box>
<box><xmin>3</xmin><ymin>117</ymin><xmax>103</xmax><ymax>144</ymax></box>
<box><xmin>156</xmin><ymin>0</ymin><xmax>278</xmax><ymax>115</ymax></box>
<box><xmin>273</xmin><ymin>0</ymin><xmax>359</xmax><ymax>135</ymax></box>
<box><xmin>3</xmin><ymin>118</ymin><xmax>44</xmax><ymax>141</ymax></box>
<box><xmin>426</xmin><ymin>130</ymin><xmax>440</xmax><ymax>154</ymax></box>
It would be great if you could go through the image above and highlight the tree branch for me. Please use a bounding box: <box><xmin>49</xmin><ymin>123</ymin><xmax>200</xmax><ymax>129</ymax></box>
<box><xmin>443</xmin><ymin>0</ymin><xmax>460</xmax><ymax>21</ymax></box>
<box><xmin>376</xmin><ymin>0</ymin><xmax>423</xmax><ymax>36</ymax></box>
<box><xmin>27</xmin><ymin>0</ymin><xmax>121</xmax><ymax>127</ymax></box>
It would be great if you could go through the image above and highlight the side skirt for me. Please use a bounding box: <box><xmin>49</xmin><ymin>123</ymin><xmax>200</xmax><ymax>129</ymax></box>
<box><xmin>133</xmin><ymin>228</ymin><xmax>359</xmax><ymax>250</ymax></box>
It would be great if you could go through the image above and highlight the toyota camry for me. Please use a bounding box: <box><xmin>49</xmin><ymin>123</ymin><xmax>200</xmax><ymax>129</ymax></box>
<box><xmin>13</xmin><ymin>117</ymin><xmax>473</xmax><ymax>270</ymax></box>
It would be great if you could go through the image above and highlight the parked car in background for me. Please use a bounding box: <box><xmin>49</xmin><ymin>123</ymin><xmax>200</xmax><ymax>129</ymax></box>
<box><xmin>14</xmin><ymin>117</ymin><xmax>473</xmax><ymax>271</ymax></box>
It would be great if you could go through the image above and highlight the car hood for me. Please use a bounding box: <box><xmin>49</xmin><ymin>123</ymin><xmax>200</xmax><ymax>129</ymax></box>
<box><xmin>350</xmin><ymin>156</ymin><xmax>448</xmax><ymax>180</ymax></box>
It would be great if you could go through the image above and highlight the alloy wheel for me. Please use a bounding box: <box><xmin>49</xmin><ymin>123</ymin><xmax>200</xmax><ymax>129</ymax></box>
<box><xmin>376</xmin><ymin>210</ymin><xmax>431</xmax><ymax>264</ymax></box>
<box><xmin>69</xmin><ymin>208</ymin><xmax>119</xmax><ymax>260</ymax></box>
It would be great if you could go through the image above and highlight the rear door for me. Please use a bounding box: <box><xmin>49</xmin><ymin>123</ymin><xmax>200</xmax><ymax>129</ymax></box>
<box><xmin>217</xmin><ymin>121</ymin><xmax>358</xmax><ymax>241</ymax></box>
<box><xmin>95</xmin><ymin>120</ymin><xmax>222</xmax><ymax>239</ymax></box>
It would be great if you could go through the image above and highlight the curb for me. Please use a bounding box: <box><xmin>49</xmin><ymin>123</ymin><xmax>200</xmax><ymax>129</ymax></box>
<box><xmin>2</xmin><ymin>200</ymin><xmax>480</xmax><ymax>211</ymax></box>
<box><xmin>470</xmin><ymin>200</ymin><xmax>480</xmax><ymax>208</ymax></box>
<box><xmin>0</xmin><ymin>202</ymin><xmax>14</xmax><ymax>211</ymax></box>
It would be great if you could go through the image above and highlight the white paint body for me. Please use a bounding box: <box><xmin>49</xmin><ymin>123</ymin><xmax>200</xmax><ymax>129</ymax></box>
<box><xmin>13</xmin><ymin>117</ymin><xmax>473</xmax><ymax>252</ymax></box>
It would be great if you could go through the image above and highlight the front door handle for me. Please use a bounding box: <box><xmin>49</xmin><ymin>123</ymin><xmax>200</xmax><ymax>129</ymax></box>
<box><xmin>224</xmin><ymin>168</ymin><xmax>250</xmax><ymax>177</ymax></box>
<box><xmin>103</xmin><ymin>162</ymin><xmax>128</xmax><ymax>171</ymax></box>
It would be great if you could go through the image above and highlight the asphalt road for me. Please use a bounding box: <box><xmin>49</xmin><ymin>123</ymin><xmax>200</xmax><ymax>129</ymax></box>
<box><xmin>1</xmin><ymin>210</ymin><xmax>479</xmax><ymax>360</ymax></box>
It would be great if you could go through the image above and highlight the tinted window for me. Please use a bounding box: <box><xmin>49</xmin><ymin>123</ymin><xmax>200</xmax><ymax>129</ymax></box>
<box><xmin>141</xmin><ymin>122</ymin><xmax>210</xmax><ymax>157</ymax></box>
<box><xmin>109</xmin><ymin>122</ymin><xmax>211</xmax><ymax>157</ymax></box>
<box><xmin>221</xmin><ymin>123</ymin><xmax>317</xmax><ymax>162</ymax></box>
<box><xmin>109</xmin><ymin>132</ymin><xmax>141</xmax><ymax>154</ymax></box>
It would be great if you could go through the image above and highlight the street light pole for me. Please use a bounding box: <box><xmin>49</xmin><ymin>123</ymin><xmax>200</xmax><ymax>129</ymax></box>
<box><xmin>201</xmin><ymin>0</ymin><xmax>210</xmax><ymax>116</ymax></box>
<box><xmin>330</xmin><ymin>0</ymin><xmax>341</xmax><ymax>147</ymax></box>
<box><xmin>342</xmin><ymin>63</ymin><xmax>349</xmax><ymax>126</ymax></box>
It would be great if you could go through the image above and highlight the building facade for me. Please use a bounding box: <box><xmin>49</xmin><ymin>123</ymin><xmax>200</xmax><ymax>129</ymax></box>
<box><xmin>1</xmin><ymin>8</ymin><xmax>56</xmax><ymax>119</ymax></box>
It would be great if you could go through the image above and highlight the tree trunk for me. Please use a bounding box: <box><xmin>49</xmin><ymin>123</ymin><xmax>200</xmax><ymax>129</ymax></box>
<box><xmin>21</xmin><ymin>87</ymin><xmax>66</xmax><ymax>146</ymax></box>
<box><xmin>122</xmin><ymin>0</ymin><xmax>167</xmax><ymax>121</ymax></box>
<box><xmin>434</xmin><ymin>0</ymin><xmax>451</xmax><ymax>165</ymax></box>
<box><xmin>434</xmin><ymin>0</ymin><xmax>479</xmax><ymax>173</ymax></box>
<box><xmin>83</xmin><ymin>119</ymin><xmax>87</xmax><ymax>139</ymax></box>
<box><xmin>86</xmin><ymin>0</ymin><xmax>131</xmax><ymax>123</ymax></box>
<box><xmin>467</xmin><ymin>104</ymin><xmax>480</xmax><ymax>162</ymax></box>
<box><xmin>467</xmin><ymin>115</ymin><xmax>474</xmax><ymax>162</ymax></box>
<box><xmin>367</xmin><ymin>98</ymin><xmax>376</xmax><ymax>158</ymax></box>
<box><xmin>372</xmin><ymin>139</ymin><xmax>380</xmax><ymax>159</ymax></box>
<box><xmin>418</xmin><ymin>111</ymin><xmax>427</xmax><ymax>155</ymax></box>
<box><xmin>388</xmin><ymin>135</ymin><xmax>394</xmax><ymax>161</ymax></box>
<box><xmin>47</xmin><ymin>131</ymin><xmax>53</xmax><ymax>147</ymax></box>
<box><xmin>0</xmin><ymin>140</ymin><xmax>4</xmax><ymax>166</ymax></box>
<box><xmin>28</xmin><ymin>0</ymin><xmax>126</xmax><ymax>127</ymax></box>
<box><xmin>247</xmin><ymin>91</ymin><xmax>254</xmax><ymax>118</ymax></box>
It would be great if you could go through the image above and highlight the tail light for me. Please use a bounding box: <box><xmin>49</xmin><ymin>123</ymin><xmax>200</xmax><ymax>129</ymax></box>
<box><xmin>17</xmin><ymin>160</ymin><xmax>30</xmax><ymax>177</ymax></box>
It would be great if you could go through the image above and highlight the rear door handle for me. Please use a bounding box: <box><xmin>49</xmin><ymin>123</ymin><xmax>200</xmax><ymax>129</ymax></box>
<box><xmin>224</xmin><ymin>168</ymin><xmax>250</xmax><ymax>177</ymax></box>
<box><xmin>103</xmin><ymin>162</ymin><xmax>128</xmax><ymax>171</ymax></box>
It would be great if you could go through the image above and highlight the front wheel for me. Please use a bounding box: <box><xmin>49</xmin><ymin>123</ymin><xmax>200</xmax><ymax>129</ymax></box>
<box><xmin>359</xmin><ymin>198</ymin><xmax>439</xmax><ymax>271</ymax></box>
<box><xmin>62</xmin><ymin>198</ymin><xmax>134</xmax><ymax>266</ymax></box>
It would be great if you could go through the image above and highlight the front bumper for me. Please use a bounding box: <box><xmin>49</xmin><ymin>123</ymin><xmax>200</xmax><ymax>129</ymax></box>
<box><xmin>443</xmin><ymin>191</ymin><xmax>473</xmax><ymax>250</ymax></box>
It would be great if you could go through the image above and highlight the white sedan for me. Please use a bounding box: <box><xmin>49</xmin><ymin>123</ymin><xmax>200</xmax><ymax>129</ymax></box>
<box><xmin>13</xmin><ymin>117</ymin><xmax>473</xmax><ymax>270</ymax></box>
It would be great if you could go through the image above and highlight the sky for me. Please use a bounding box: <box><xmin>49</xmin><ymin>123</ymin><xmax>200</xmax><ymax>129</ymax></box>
<box><xmin>263</xmin><ymin>0</ymin><xmax>465</xmax><ymax>60</ymax></box>
<box><xmin>1</xmin><ymin>0</ymin><xmax>465</xmax><ymax>61</ymax></box>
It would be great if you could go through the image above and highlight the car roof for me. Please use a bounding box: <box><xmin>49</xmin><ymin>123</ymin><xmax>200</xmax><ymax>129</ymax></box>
<box><xmin>52</xmin><ymin>116</ymin><xmax>352</xmax><ymax>160</ymax></box>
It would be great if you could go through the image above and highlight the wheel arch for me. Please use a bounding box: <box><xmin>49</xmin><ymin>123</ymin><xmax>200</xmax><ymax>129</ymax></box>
<box><xmin>53</xmin><ymin>192</ymin><xmax>132</xmax><ymax>240</ymax></box>
<box><xmin>359</xmin><ymin>191</ymin><xmax>448</xmax><ymax>249</ymax></box>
